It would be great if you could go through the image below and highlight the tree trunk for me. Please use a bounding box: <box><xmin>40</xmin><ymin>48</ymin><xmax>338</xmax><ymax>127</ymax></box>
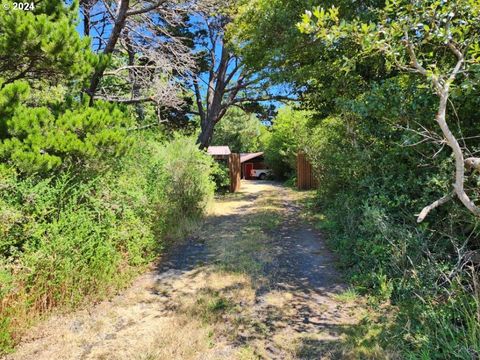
<box><xmin>419</xmin><ymin>83</ymin><xmax>480</xmax><ymax>222</ymax></box>
<box><xmin>87</xmin><ymin>0</ymin><xmax>130</xmax><ymax>105</ymax></box>
<box><xmin>197</xmin><ymin>117</ymin><xmax>216</xmax><ymax>149</ymax></box>
<box><xmin>436</xmin><ymin>92</ymin><xmax>480</xmax><ymax>217</ymax></box>
<box><xmin>83</xmin><ymin>5</ymin><xmax>90</xmax><ymax>36</ymax></box>
<box><xmin>125</xmin><ymin>34</ymin><xmax>145</xmax><ymax>120</ymax></box>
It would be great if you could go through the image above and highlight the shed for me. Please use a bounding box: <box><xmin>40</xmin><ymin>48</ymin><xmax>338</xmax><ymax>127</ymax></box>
<box><xmin>240</xmin><ymin>152</ymin><xmax>266</xmax><ymax>180</ymax></box>
<box><xmin>207</xmin><ymin>146</ymin><xmax>231</xmax><ymax>160</ymax></box>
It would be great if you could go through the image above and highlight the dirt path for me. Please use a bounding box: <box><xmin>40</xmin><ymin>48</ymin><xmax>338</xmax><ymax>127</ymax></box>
<box><xmin>4</xmin><ymin>181</ymin><xmax>367</xmax><ymax>360</ymax></box>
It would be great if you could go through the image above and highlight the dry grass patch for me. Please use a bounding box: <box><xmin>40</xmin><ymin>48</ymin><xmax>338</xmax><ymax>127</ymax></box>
<box><xmin>202</xmin><ymin>192</ymin><xmax>286</xmax><ymax>284</ymax></box>
<box><xmin>173</xmin><ymin>270</ymin><xmax>257</xmax><ymax>341</ymax></box>
<box><xmin>87</xmin><ymin>315</ymin><xmax>215</xmax><ymax>360</ymax></box>
<box><xmin>6</xmin><ymin>270</ymin><xmax>248</xmax><ymax>360</ymax></box>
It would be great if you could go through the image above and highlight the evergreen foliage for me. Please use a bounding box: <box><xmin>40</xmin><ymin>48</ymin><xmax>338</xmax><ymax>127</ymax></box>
<box><xmin>0</xmin><ymin>89</ymin><xmax>130</xmax><ymax>173</ymax></box>
<box><xmin>0</xmin><ymin>0</ymin><xmax>93</xmax><ymax>87</ymax></box>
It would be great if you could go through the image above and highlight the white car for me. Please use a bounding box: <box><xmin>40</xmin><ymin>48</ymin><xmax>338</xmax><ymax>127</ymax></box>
<box><xmin>250</xmin><ymin>169</ymin><xmax>271</xmax><ymax>180</ymax></box>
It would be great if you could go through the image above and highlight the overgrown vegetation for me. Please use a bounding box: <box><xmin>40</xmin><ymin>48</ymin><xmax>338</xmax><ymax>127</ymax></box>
<box><xmin>0</xmin><ymin>2</ymin><xmax>215</xmax><ymax>353</ymax></box>
<box><xmin>4</xmin><ymin>0</ymin><xmax>480</xmax><ymax>357</ymax></box>
<box><xmin>235</xmin><ymin>0</ymin><xmax>480</xmax><ymax>357</ymax></box>
<box><xmin>0</xmin><ymin>133</ymin><xmax>215</xmax><ymax>352</ymax></box>
<box><xmin>263</xmin><ymin>106</ymin><xmax>310</xmax><ymax>179</ymax></box>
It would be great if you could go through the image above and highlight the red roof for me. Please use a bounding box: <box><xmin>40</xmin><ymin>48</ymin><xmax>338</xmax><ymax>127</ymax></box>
<box><xmin>207</xmin><ymin>146</ymin><xmax>231</xmax><ymax>156</ymax></box>
<box><xmin>240</xmin><ymin>152</ymin><xmax>264</xmax><ymax>163</ymax></box>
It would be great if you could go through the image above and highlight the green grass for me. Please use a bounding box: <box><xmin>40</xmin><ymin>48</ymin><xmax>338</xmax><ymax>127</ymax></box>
<box><xmin>333</xmin><ymin>287</ymin><xmax>360</xmax><ymax>303</ymax></box>
<box><xmin>193</xmin><ymin>290</ymin><xmax>234</xmax><ymax>323</ymax></box>
<box><xmin>237</xmin><ymin>345</ymin><xmax>261</xmax><ymax>360</ymax></box>
<box><xmin>252</xmin><ymin>209</ymin><xmax>282</xmax><ymax>230</ymax></box>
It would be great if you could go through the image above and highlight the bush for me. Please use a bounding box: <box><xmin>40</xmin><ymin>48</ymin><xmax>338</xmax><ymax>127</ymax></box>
<box><xmin>154</xmin><ymin>135</ymin><xmax>215</xmax><ymax>237</ymax></box>
<box><xmin>0</xmin><ymin>133</ymin><xmax>214</xmax><ymax>353</ymax></box>
<box><xmin>303</xmin><ymin>77</ymin><xmax>480</xmax><ymax>357</ymax></box>
<box><xmin>211</xmin><ymin>161</ymin><xmax>230</xmax><ymax>192</ymax></box>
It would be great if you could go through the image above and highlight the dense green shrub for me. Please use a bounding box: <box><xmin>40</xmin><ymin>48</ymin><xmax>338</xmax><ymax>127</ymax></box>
<box><xmin>303</xmin><ymin>76</ymin><xmax>480</xmax><ymax>357</ymax></box>
<box><xmin>0</xmin><ymin>133</ymin><xmax>214</xmax><ymax>352</ymax></box>
<box><xmin>153</xmin><ymin>136</ymin><xmax>215</xmax><ymax>235</ymax></box>
<box><xmin>211</xmin><ymin>161</ymin><xmax>230</xmax><ymax>192</ymax></box>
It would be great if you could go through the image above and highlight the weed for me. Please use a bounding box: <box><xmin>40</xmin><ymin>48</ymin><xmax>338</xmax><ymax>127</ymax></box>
<box><xmin>237</xmin><ymin>345</ymin><xmax>261</xmax><ymax>360</ymax></box>
<box><xmin>334</xmin><ymin>288</ymin><xmax>360</xmax><ymax>303</ymax></box>
<box><xmin>192</xmin><ymin>290</ymin><xmax>233</xmax><ymax>323</ymax></box>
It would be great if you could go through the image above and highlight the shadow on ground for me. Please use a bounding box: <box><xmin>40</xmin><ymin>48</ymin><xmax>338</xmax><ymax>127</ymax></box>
<box><xmin>149</xmin><ymin>181</ymin><xmax>383</xmax><ymax>359</ymax></box>
<box><xmin>5</xmin><ymin>181</ymin><xmax>391</xmax><ymax>360</ymax></box>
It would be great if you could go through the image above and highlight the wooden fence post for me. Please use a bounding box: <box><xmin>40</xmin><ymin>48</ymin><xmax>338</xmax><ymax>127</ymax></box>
<box><xmin>296</xmin><ymin>152</ymin><xmax>317</xmax><ymax>190</ymax></box>
<box><xmin>228</xmin><ymin>153</ymin><xmax>241</xmax><ymax>192</ymax></box>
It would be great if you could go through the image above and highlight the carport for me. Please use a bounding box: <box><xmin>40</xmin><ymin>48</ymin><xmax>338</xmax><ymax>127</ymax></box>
<box><xmin>239</xmin><ymin>152</ymin><xmax>265</xmax><ymax>180</ymax></box>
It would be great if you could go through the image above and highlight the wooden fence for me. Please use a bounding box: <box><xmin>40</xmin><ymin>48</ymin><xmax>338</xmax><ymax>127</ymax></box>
<box><xmin>296</xmin><ymin>152</ymin><xmax>317</xmax><ymax>190</ymax></box>
<box><xmin>228</xmin><ymin>153</ymin><xmax>241</xmax><ymax>192</ymax></box>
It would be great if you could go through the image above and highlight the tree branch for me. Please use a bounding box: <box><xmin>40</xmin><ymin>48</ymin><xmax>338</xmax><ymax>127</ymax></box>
<box><xmin>96</xmin><ymin>96</ymin><xmax>157</xmax><ymax>104</ymax></box>
<box><xmin>87</xmin><ymin>0</ymin><xmax>130</xmax><ymax>104</ymax></box>
<box><xmin>225</xmin><ymin>78</ymin><xmax>259</xmax><ymax>93</ymax></box>
<box><xmin>417</xmin><ymin>191</ymin><xmax>455</xmax><ymax>223</ymax></box>
<box><xmin>404</xmin><ymin>32</ymin><xmax>444</xmax><ymax>94</ymax></box>
<box><xmin>465</xmin><ymin>157</ymin><xmax>480</xmax><ymax>172</ymax></box>
<box><xmin>404</xmin><ymin>32</ymin><xmax>428</xmax><ymax>76</ymax></box>
<box><xmin>126</xmin><ymin>0</ymin><xmax>167</xmax><ymax>16</ymax></box>
<box><xmin>403</xmin><ymin>31</ymin><xmax>480</xmax><ymax>221</ymax></box>
<box><xmin>230</xmin><ymin>95</ymin><xmax>297</xmax><ymax>104</ymax></box>
<box><xmin>193</xmin><ymin>78</ymin><xmax>206</xmax><ymax>123</ymax></box>
<box><xmin>446</xmin><ymin>41</ymin><xmax>465</xmax><ymax>84</ymax></box>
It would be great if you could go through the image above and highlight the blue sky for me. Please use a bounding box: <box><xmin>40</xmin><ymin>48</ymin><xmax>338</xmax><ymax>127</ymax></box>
<box><xmin>74</xmin><ymin>5</ymin><xmax>291</xmax><ymax>119</ymax></box>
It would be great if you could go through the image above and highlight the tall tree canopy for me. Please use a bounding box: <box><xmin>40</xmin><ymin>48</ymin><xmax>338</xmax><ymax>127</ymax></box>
<box><xmin>80</xmin><ymin>0</ymin><xmax>196</xmax><ymax>113</ymax></box>
<box><xmin>210</xmin><ymin>107</ymin><xmax>267</xmax><ymax>153</ymax></box>
<box><xmin>231</xmin><ymin>0</ymin><xmax>386</xmax><ymax>116</ymax></box>
<box><xmin>186</xmin><ymin>0</ymin><xmax>293</xmax><ymax>148</ymax></box>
